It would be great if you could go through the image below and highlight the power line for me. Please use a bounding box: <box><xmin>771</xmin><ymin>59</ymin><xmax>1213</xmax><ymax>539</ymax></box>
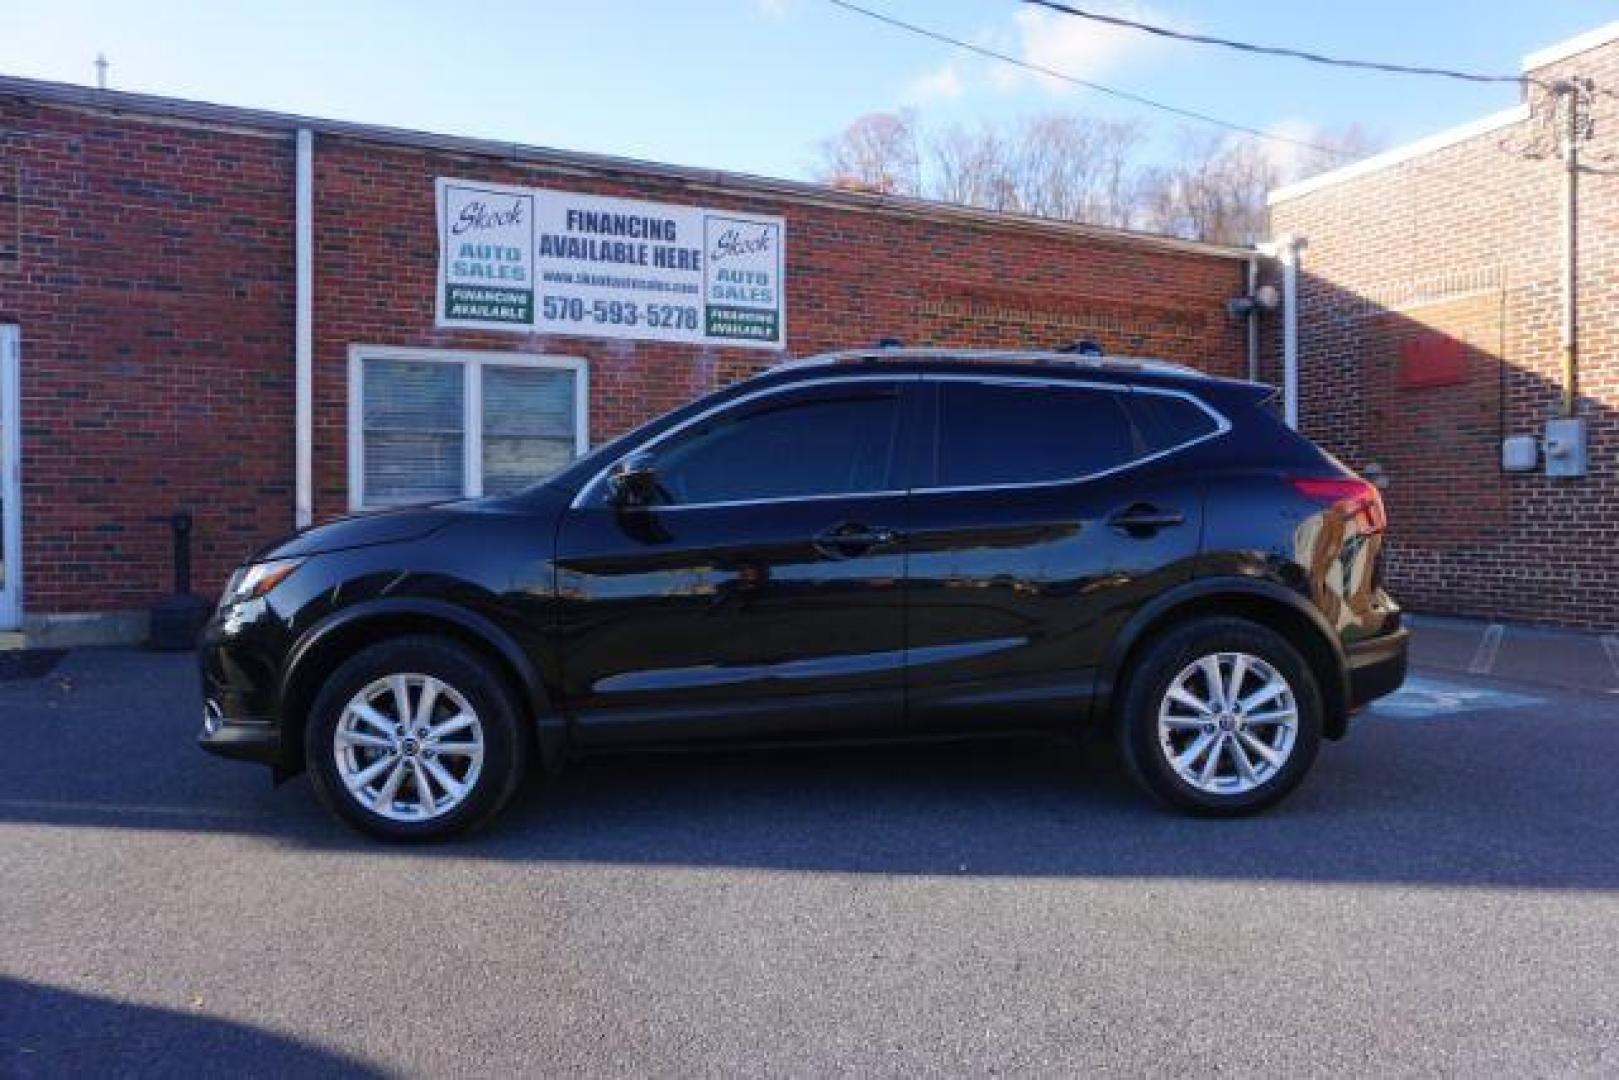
<box><xmin>822</xmin><ymin>0</ymin><xmax>1352</xmax><ymax>161</ymax></box>
<box><xmin>818</xmin><ymin>0</ymin><xmax>1566</xmax><ymax>251</ymax></box>
<box><xmin>1022</xmin><ymin>1</ymin><xmax>1547</xmax><ymax>89</ymax></box>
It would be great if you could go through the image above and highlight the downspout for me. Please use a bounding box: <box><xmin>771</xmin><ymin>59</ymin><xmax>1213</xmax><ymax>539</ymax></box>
<box><xmin>1245</xmin><ymin>255</ymin><xmax>1259</xmax><ymax>382</ymax></box>
<box><xmin>1278</xmin><ymin>235</ymin><xmax>1302</xmax><ymax>430</ymax></box>
<box><xmin>294</xmin><ymin>129</ymin><xmax>314</xmax><ymax>528</ymax></box>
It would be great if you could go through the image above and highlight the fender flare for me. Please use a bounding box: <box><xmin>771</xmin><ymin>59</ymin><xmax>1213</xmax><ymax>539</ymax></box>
<box><xmin>1095</xmin><ymin>575</ymin><xmax>1350</xmax><ymax>727</ymax></box>
<box><xmin>281</xmin><ymin>597</ymin><xmax>565</xmax><ymax>772</ymax></box>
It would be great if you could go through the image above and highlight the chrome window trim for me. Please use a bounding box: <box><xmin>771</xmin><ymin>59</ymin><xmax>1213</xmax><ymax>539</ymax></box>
<box><xmin>569</xmin><ymin>372</ymin><xmax>1230</xmax><ymax>511</ymax></box>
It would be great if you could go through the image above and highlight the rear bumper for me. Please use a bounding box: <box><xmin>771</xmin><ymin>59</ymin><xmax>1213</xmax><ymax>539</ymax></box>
<box><xmin>1346</xmin><ymin>625</ymin><xmax>1409</xmax><ymax>710</ymax></box>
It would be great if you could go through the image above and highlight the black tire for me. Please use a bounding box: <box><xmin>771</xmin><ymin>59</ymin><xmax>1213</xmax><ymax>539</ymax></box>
<box><xmin>305</xmin><ymin>636</ymin><xmax>528</xmax><ymax>841</ymax></box>
<box><xmin>1117</xmin><ymin>616</ymin><xmax>1323</xmax><ymax>816</ymax></box>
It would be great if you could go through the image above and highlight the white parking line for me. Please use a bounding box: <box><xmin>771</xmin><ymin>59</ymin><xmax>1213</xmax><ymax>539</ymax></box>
<box><xmin>1468</xmin><ymin>623</ymin><xmax>1504</xmax><ymax>675</ymax></box>
<box><xmin>1603</xmin><ymin>636</ymin><xmax>1619</xmax><ymax>683</ymax></box>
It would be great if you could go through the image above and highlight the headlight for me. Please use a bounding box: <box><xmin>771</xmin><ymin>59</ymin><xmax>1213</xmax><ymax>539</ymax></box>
<box><xmin>222</xmin><ymin>558</ymin><xmax>303</xmax><ymax>607</ymax></box>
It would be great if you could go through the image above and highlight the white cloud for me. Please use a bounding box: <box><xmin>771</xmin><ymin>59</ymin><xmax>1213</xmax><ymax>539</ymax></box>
<box><xmin>1006</xmin><ymin>4</ymin><xmax>1170</xmax><ymax>95</ymax></box>
<box><xmin>754</xmin><ymin>0</ymin><xmax>789</xmax><ymax>19</ymax></box>
<box><xmin>902</xmin><ymin>63</ymin><xmax>965</xmax><ymax>106</ymax></box>
<box><xmin>895</xmin><ymin>2</ymin><xmax>1177</xmax><ymax>106</ymax></box>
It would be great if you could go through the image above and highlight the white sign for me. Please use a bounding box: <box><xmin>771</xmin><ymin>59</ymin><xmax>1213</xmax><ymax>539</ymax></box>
<box><xmin>436</xmin><ymin>178</ymin><xmax>786</xmax><ymax>349</ymax></box>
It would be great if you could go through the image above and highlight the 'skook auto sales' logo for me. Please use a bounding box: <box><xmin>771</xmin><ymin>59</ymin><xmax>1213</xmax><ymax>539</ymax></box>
<box><xmin>453</xmin><ymin>197</ymin><xmax>526</xmax><ymax>236</ymax></box>
<box><xmin>708</xmin><ymin>225</ymin><xmax>776</xmax><ymax>305</ymax></box>
<box><xmin>705</xmin><ymin>215</ymin><xmax>780</xmax><ymax>341</ymax></box>
<box><xmin>704</xmin><ymin>217</ymin><xmax>780</xmax><ymax>342</ymax></box>
<box><xmin>441</xmin><ymin>188</ymin><xmax>534</xmax><ymax>325</ymax></box>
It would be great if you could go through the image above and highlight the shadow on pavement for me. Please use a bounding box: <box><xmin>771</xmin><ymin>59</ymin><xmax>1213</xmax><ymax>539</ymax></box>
<box><xmin>4</xmin><ymin>648</ymin><xmax>1617</xmax><ymax>890</ymax></box>
<box><xmin>0</xmin><ymin>976</ymin><xmax>386</xmax><ymax>1078</ymax></box>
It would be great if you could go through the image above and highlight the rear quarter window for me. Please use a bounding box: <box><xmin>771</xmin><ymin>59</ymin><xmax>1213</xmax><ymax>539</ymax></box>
<box><xmin>1127</xmin><ymin>392</ymin><xmax>1221</xmax><ymax>452</ymax></box>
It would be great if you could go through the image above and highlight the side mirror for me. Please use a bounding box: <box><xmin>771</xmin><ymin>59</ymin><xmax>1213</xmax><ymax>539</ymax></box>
<box><xmin>606</xmin><ymin>452</ymin><xmax>661</xmax><ymax>508</ymax></box>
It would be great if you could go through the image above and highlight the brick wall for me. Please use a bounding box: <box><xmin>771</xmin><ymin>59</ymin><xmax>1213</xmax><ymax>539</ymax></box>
<box><xmin>1270</xmin><ymin>38</ymin><xmax>1619</xmax><ymax>631</ymax></box>
<box><xmin>0</xmin><ymin>98</ymin><xmax>297</xmax><ymax>617</ymax></box>
<box><xmin>0</xmin><ymin>90</ymin><xmax>1254</xmax><ymax>620</ymax></box>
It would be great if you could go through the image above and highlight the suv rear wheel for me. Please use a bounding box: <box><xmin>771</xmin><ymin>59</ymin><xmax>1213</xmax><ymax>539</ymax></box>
<box><xmin>1118</xmin><ymin>616</ymin><xmax>1322</xmax><ymax>815</ymax></box>
<box><xmin>305</xmin><ymin>636</ymin><xmax>528</xmax><ymax>841</ymax></box>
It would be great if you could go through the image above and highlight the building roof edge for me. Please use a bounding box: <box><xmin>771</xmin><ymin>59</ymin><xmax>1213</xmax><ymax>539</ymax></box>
<box><xmin>0</xmin><ymin>74</ymin><xmax>1257</xmax><ymax>261</ymax></box>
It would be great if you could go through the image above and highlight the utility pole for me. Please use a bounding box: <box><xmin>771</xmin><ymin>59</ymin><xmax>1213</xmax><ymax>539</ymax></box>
<box><xmin>1555</xmin><ymin>77</ymin><xmax>1592</xmax><ymax>418</ymax></box>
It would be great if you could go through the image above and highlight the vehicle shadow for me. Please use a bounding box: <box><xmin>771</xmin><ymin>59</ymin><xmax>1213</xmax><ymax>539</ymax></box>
<box><xmin>468</xmin><ymin>702</ymin><xmax>1618</xmax><ymax>889</ymax></box>
<box><xmin>0</xmin><ymin>976</ymin><xmax>386</xmax><ymax>1078</ymax></box>
<box><xmin>4</xmin><ymin>646</ymin><xmax>1615</xmax><ymax>891</ymax></box>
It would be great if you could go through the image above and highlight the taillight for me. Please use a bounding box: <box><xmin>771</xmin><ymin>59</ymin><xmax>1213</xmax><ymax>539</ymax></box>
<box><xmin>1291</xmin><ymin>477</ymin><xmax>1387</xmax><ymax>532</ymax></box>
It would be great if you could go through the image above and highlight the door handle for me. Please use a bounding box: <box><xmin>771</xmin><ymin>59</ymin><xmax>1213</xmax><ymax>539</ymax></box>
<box><xmin>1108</xmin><ymin>504</ymin><xmax>1185</xmax><ymax>535</ymax></box>
<box><xmin>813</xmin><ymin>522</ymin><xmax>900</xmax><ymax>559</ymax></box>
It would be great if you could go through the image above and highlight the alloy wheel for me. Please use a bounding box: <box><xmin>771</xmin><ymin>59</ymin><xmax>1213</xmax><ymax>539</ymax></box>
<box><xmin>333</xmin><ymin>673</ymin><xmax>485</xmax><ymax>822</ymax></box>
<box><xmin>1156</xmin><ymin>651</ymin><xmax>1298</xmax><ymax>796</ymax></box>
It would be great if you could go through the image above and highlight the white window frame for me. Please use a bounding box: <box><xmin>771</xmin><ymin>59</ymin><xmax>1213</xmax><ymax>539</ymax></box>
<box><xmin>347</xmin><ymin>345</ymin><xmax>589</xmax><ymax>512</ymax></box>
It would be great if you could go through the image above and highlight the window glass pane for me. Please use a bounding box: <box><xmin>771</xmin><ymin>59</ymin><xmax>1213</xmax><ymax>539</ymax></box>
<box><xmin>482</xmin><ymin>366</ymin><xmax>578</xmax><ymax>495</ymax></box>
<box><xmin>937</xmin><ymin>382</ymin><xmax>1135</xmax><ymax>487</ymax></box>
<box><xmin>363</xmin><ymin>359</ymin><xmax>464</xmax><ymax>506</ymax></box>
<box><xmin>654</xmin><ymin>392</ymin><xmax>899</xmax><ymax>505</ymax></box>
<box><xmin>1129</xmin><ymin>392</ymin><xmax>1219</xmax><ymax>452</ymax></box>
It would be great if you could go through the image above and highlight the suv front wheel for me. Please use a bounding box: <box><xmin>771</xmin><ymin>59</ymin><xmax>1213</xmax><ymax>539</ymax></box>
<box><xmin>1118</xmin><ymin>617</ymin><xmax>1323</xmax><ymax>816</ymax></box>
<box><xmin>305</xmin><ymin>636</ymin><xmax>529</xmax><ymax>841</ymax></box>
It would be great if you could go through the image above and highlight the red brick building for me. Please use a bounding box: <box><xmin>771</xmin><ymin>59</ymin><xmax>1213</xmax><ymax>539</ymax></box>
<box><xmin>8</xmin><ymin>20</ymin><xmax>1615</xmax><ymax>644</ymax></box>
<box><xmin>0</xmin><ymin>75</ymin><xmax>1262</xmax><ymax>643</ymax></box>
<box><xmin>1268</xmin><ymin>22</ymin><xmax>1619</xmax><ymax>631</ymax></box>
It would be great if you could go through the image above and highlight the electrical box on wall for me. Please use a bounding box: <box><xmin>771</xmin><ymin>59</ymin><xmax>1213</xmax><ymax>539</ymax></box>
<box><xmin>1501</xmin><ymin>435</ymin><xmax>1538</xmax><ymax>472</ymax></box>
<box><xmin>1544</xmin><ymin>417</ymin><xmax>1588</xmax><ymax>478</ymax></box>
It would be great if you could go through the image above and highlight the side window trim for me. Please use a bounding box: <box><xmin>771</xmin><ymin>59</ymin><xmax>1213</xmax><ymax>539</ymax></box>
<box><xmin>916</xmin><ymin>374</ymin><xmax>1230</xmax><ymax>495</ymax></box>
<box><xmin>570</xmin><ymin>374</ymin><xmax>921</xmax><ymax>511</ymax></box>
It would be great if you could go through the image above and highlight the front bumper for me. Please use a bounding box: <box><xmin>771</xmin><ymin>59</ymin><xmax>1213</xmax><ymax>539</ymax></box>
<box><xmin>198</xmin><ymin>710</ymin><xmax>284</xmax><ymax>766</ymax></box>
<box><xmin>1346</xmin><ymin>625</ymin><xmax>1409</xmax><ymax>710</ymax></box>
<box><xmin>197</xmin><ymin>598</ymin><xmax>294</xmax><ymax>769</ymax></box>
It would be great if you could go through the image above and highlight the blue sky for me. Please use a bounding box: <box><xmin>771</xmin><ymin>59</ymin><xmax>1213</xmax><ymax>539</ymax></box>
<box><xmin>2</xmin><ymin>0</ymin><xmax>1614</xmax><ymax>179</ymax></box>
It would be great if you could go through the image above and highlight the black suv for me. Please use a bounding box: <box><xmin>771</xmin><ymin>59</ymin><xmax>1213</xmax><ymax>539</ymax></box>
<box><xmin>200</xmin><ymin>349</ymin><xmax>1407</xmax><ymax>839</ymax></box>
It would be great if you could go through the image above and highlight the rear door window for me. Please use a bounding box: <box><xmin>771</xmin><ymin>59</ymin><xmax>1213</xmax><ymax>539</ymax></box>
<box><xmin>933</xmin><ymin>381</ymin><xmax>1139</xmax><ymax>488</ymax></box>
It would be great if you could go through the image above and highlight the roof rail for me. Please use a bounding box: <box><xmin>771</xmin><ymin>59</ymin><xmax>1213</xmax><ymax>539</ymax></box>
<box><xmin>770</xmin><ymin>346</ymin><xmax>1203</xmax><ymax>379</ymax></box>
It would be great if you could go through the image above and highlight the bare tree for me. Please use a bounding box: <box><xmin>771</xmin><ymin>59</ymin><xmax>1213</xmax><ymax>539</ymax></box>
<box><xmin>1137</xmin><ymin>124</ymin><xmax>1382</xmax><ymax>245</ymax></box>
<box><xmin>1136</xmin><ymin>131</ymin><xmax>1274</xmax><ymax>245</ymax></box>
<box><xmin>929</xmin><ymin>123</ymin><xmax>1017</xmax><ymax>211</ymax></box>
<box><xmin>814</xmin><ymin>111</ymin><xmax>921</xmax><ymax>196</ymax></box>
<box><xmin>926</xmin><ymin>115</ymin><xmax>1145</xmax><ymax>225</ymax></box>
<box><xmin>1292</xmin><ymin>122</ymin><xmax>1381</xmax><ymax>181</ymax></box>
<box><xmin>814</xmin><ymin>111</ymin><xmax>1378</xmax><ymax>245</ymax></box>
<box><xmin>1003</xmin><ymin>115</ymin><xmax>1144</xmax><ymax>227</ymax></box>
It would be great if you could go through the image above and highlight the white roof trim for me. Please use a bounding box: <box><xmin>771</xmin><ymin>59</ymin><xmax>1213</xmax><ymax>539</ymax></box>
<box><xmin>1523</xmin><ymin>20</ymin><xmax>1619</xmax><ymax>72</ymax></box>
<box><xmin>1266</xmin><ymin>104</ymin><xmax>1528</xmax><ymax>205</ymax></box>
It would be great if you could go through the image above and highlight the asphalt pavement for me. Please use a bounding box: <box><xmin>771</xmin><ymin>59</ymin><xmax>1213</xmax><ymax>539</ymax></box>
<box><xmin>3</xmin><ymin>648</ymin><xmax>1618</xmax><ymax>1077</ymax></box>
